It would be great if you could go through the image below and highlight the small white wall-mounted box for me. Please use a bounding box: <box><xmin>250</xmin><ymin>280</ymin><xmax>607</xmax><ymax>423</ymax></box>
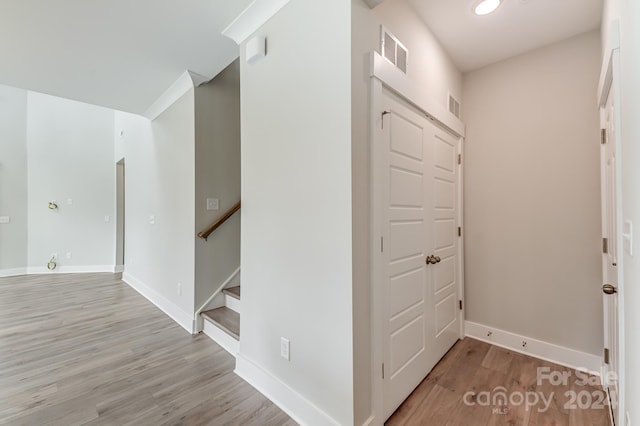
<box><xmin>246</xmin><ymin>36</ymin><xmax>266</xmax><ymax>65</ymax></box>
<box><xmin>0</xmin><ymin>216</ymin><xmax>10</xmax><ymax>224</ymax></box>
<box><xmin>206</xmin><ymin>198</ymin><xmax>219</xmax><ymax>211</ymax></box>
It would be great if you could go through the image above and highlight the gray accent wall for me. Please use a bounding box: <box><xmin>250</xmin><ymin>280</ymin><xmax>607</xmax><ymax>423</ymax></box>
<box><xmin>463</xmin><ymin>30</ymin><xmax>603</xmax><ymax>356</ymax></box>
<box><xmin>194</xmin><ymin>59</ymin><xmax>241</xmax><ymax>309</ymax></box>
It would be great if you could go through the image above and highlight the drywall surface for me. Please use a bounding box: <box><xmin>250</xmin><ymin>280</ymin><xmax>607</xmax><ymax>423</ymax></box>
<box><xmin>240</xmin><ymin>0</ymin><xmax>353</xmax><ymax>423</ymax></box>
<box><xmin>0</xmin><ymin>85</ymin><xmax>28</xmax><ymax>273</ymax></box>
<box><xmin>601</xmin><ymin>0</ymin><xmax>620</xmax><ymax>54</ymax></box>
<box><xmin>606</xmin><ymin>0</ymin><xmax>640</xmax><ymax>423</ymax></box>
<box><xmin>194</xmin><ymin>59</ymin><xmax>241</xmax><ymax>309</ymax></box>
<box><xmin>351</xmin><ymin>0</ymin><xmax>463</xmax><ymax>422</ymax></box>
<box><xmin>114</xmin><ymin>89</ymin><xmax>196</xmax><ymax>317</ymax></box>
<box><xmin>26</xmin><ymin>92</ymin><xmax>115</xmax><ymax>271</ymax></box>
<box><xmin>463</xmin><ymin>31</ymin><xmax>603</xmax><ymax>355</ymax></box>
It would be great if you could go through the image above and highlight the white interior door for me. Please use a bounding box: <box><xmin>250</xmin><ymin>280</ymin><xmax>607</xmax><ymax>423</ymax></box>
<box><xmin>601</xmin><ymin>83</ymin><xmax>620</xmax><ymax>425</ymax></box>
<box><xmin>380</xmin><ymin>89</ymin><xmax>460</xmax><ymax>419</ymax></box>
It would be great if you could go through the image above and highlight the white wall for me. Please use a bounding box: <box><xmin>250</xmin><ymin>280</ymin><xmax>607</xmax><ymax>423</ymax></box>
<box><xmin>194</xmin><ymin>60</ymin><xmax>241</xmax><ymax>309</ymax></box>
<box><xmin>351</xmin><ymin>0</ymin><xmax>463</xmax><ymax>422</ymax></box>
<box><xmin>463</xmin><ymin>31</ymin><xmax>603</xmax><ymax>356</ymax></box>
<box><xmin>0</xmin><ymin>85</ymin><xmax>28</xmax><ymax>274</ymax></box>
<box><xmin>115</xmin><ymin>89</ymin><xmax>196</xmax><ymax>325</ymax></box>
<box><xmin>619</xmin><ymin>3</ymin><xmax>640</xmax><ymax>424</ymax></box>
<box><xmin>239</xmin><ymin>0</ymin><xmax>353</xmax><ymax>424</ymax></box>
<box><xmin>601</xmin><ymin>0</ymin><xmax>620</xmax><ymax>55</ymax></box>
<box><xmin>26</xmin><ymin>92</ymin><xmax>115</xmax><ymax>272</ymax></box>
<box><xmin>603</xmin><ymin>0</ymin><xmax>640</xmax><ymax>423</ymax></box>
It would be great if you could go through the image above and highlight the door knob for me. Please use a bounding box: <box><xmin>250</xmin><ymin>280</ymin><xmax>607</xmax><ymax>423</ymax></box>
<box><xmin>602</xmin><ymin>284</ymin><xmax>618</xmax><ymax>295</ymax></box>
<box><xmin>426</xmin><ymin>255</ymin><xmax>441</xmax><ymax>265</ymax></box>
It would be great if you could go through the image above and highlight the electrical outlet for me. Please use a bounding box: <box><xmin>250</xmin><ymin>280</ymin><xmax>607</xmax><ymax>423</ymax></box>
<box><xmin>66</xmin><ymin>252</ymin><xmax>72</xmax><ymax>260</ymax></box>
<box><xmin>67</xmin><ymin>198</ymin><xmax>73</xmax><ymax>205</ymax></box>
<box><xmin>280</xmin><ymin>337</ymin><xmax>290</xmax><ymax>361</ymax></box>
<box><xmin>178</xmin><ymin>283</ymin><xmax>182</xmax><ymax>296</ymax></box>
<box><xmin>149</xmin><ymin>215</ymin><xmax>155</xmax><ymax>225</ymax></box>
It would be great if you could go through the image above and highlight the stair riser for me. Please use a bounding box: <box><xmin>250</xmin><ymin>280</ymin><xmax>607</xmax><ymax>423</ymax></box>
<box><xmin>225</xmin><ymin>293</ymin><xmax>241</xmax><ymax>313</ymax></box>
<box><xmin>203</xmin><ymin>318</ymin><xmax>239</xmax><ymax>357</ymax></box>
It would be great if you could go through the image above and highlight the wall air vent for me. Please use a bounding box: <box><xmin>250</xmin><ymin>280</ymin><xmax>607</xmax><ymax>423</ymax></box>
<box><xmin>448</xmin><ymin>93</ymin><xmax>461</xmax><ymax>119</ymax></box>
<box><xmin>381</xmin><ymin>26</ymin><xmax>408</xmax><ymax>74</ymax></box>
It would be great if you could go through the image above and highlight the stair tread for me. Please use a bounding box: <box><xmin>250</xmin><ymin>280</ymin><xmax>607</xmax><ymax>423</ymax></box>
<box><xmin>202</xmin><ymin>307</ymin><xmax>240</xmax><ymax>339</ymax></box>
<box><xmin>222</xmin><ymin>286</ymin><xmax>241</xmax><ymax>300</ymax></box>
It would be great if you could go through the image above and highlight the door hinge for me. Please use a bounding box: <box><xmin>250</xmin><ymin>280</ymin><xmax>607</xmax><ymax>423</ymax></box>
<box><xmin>382</xmin><ymin>363</ymin><xmax>385</xmax><ymax>379</ymax></box>
<box><xmin>459</xmin><ymin>300</ymin><xmax>463</xmax><ymax>310</ymax></box>
<box><xmin>381</xmin><ymin>111</ymin><xmax>391</xmax><ymax>129</ymax></box>
<box><xmin>458</xmin><ymin>154</ymin><xmax>462</xmax><ymax>165</ymax></box>
<box><xmin>458</xmin><ymin>226</ymin><xmax>462</xmax><ymax>237</ymax></box>
<box><xmin>603</xmin><ymin>238</ymin><xmax>609</xmax><ymax>254</ymax></box>
<box><xmin>381</xmin><ymin>236</ymin><xmax>384</xmax><ymax>253</ymax></box>
<box><xmin>601</xmin><ymin>128</ymin><xmax>607</xmax><ymax>145</ymax></box>
<box><xmin>604</xmin><ymin>348</ymin><xmax>610</xmax><ymax>364</ymax></box>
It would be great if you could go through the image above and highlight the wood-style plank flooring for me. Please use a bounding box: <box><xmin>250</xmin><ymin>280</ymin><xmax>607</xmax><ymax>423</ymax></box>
<box><xmin>0</xmin><ymin>273</ymin><xmax>294</xmax><ymax>426</ymax></box>
<box><xmin>387</xmin><ymin>338</ymin><xmax>611</xmax><ymax>426</ymax></box>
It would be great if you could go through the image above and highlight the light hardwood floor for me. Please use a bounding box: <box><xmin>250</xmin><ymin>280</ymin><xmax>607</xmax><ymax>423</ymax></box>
<box><xmin>0</xmin><ymin>273</ymin><xmax>294</xmax><ymax>426</ymax></box>
<box><xmin>387</xmin><ymin>337</ymin><xmax>611</xmax><ymax>426</ymax></box>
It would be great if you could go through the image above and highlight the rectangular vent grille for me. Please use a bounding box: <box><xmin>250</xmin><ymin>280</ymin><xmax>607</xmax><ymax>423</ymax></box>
<box><xmin>381</xmin><ymin>27</ymin><xmax>408</xmax><ymax>74</ymax></box>
<box><xmin>449</xmin><ymin>94</ymin><xmax>461</xmax><ymax>118</ymax></box>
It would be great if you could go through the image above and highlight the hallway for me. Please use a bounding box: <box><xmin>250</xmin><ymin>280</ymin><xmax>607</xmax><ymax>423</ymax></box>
<box><xmin>387</xmin><ymin>338</ymin><xmax>610</xmax><ymax>425</ymax></box>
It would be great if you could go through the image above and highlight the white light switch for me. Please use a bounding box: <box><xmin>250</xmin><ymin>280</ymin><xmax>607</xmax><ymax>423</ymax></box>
<box><xmin>0</xmin><ymin>216</ymin><xmax>10</xmax><ymax>224</ymax></box>
<box><xmin>206</xmin><ymin>198</ymin><xmax>219</xmax><ymax>211</ymax></box>
<box><xmin>280</xmin><ymin>337</ymin><xmax>290</xmax><ymax>361</ymax></box>
<box><xmin>623</xmin><ymin>220</ymin><xmax>633</xmax><ymax>256</ymax></box>
<box><xmin>149</xmin><ymin>215</ymin><xmax>156</xmax><ymax>225</ymax></box>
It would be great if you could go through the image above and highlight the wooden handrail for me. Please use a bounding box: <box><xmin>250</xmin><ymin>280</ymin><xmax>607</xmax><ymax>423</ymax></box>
<box><xmin>197</xmin><ymin>201</ymin><xmax>241</xmax><ymax>241</ymax></box>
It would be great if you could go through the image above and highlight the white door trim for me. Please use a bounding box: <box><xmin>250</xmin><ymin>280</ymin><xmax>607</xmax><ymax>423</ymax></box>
<box><xmin>369</xmin><ymin>51</ymin><xmax>465</xmax><ymax>424</ymax></box>
<box><xmin>597</xmin><ymin>24</ymin><xmax>624</xmax><ymax>426</ymax></box>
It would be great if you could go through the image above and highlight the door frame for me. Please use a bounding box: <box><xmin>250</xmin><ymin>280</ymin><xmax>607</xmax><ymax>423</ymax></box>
<box><xmin>368</xmin><ymin>51</ymin><xmax>466</xmax><ymax>424</ymax></box>
<box><xmin>597</xmin><ymin>20</ymin><xmax>624</xmax><ymax>426</ymax></box>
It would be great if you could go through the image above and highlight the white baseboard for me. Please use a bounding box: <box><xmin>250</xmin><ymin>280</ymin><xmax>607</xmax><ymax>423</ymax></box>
<box><xmin>26</xmin><ymin>265</ymin><xmax>115</xmax><ymax>274</ymax></box>
<box><xmin>465</xmin><ymin>321</ymin><xmax>602</xmax><ymax>373</ymax></box>
<box><xmin>203</xmin><ymin>318</ymin><xmax>239</xmax><ymax>356</ymax></box>
<box><xmin>122</xmin><ymin>272</ymin><xmax>194</xmax><ymax>334</ymax></box>
<box><xmin>361</xmin><ymin>414</ymin><xmax>375</xmax><ymax>426</ymax></box>
<box><xmin>0</xmin><ymin>268</ymin><xmax>27</xmax><ymax>278</ymax></box>
<box><xmin>235</xmin><ymin>353</ymin><xmax>340</xmax><ymax>426</ymax></box>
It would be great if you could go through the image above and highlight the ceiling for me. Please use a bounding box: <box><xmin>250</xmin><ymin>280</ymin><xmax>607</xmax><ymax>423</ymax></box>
<box><xmin>408</xmin><ymin>0</ymin><xmax>604</xmax><ymax>72</ymax></box>
<box><xmin>0</xmin><ymin>0</ymin><xmax>253</xmax><ymax>114</ymax></box>
<box><xmin>0</xmin><ymin>0</ymin><xmax>604</xmax><ymax>112</ymax></box>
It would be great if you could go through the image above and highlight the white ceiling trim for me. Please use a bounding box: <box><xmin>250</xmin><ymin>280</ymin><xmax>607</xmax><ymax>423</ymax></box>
<box><xmin>222</xmin><ymin>0</ymin><xmax>291</xmax><ymax>45</ymax></box>
<box><xmin>364</xmin><ymin>0</ymin><xmax>385</xmax><ymax>8</ymax></box>
<box><xmin>143</xmin><ymin>71</ymin><xmax>196</xmax><ymax>121</ymax></box>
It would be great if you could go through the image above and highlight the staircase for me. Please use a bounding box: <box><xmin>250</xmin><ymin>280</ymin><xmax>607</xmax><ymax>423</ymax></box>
<box><xmin>201</xmin><ymin>286</ymin><xmax>240</xmax><ymax>356</ymax></box>
<box><xmin>196</xmin><ymin>201</ymin><xmax>242</xmax><ymax>356</ymax></box>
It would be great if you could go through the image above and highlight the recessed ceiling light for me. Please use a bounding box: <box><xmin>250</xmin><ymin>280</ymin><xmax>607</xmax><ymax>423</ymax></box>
<box><xmin>474</xmin><ymin>0</ymin><xmax>502</xmax><ymax>15</ymax></box>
